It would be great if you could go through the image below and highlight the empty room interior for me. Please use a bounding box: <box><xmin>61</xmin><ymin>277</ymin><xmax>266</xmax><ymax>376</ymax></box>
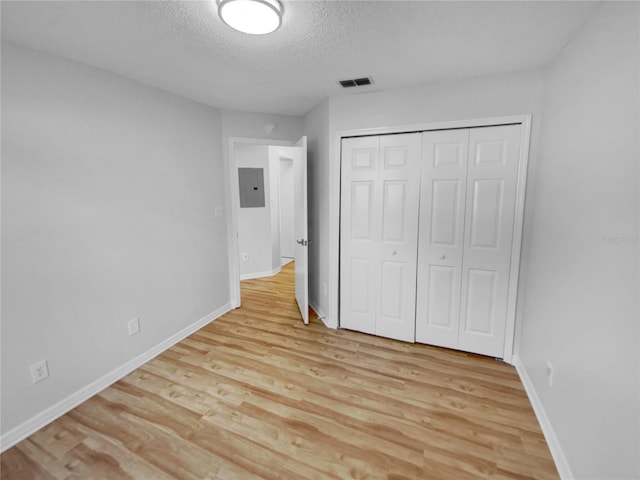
<box><xmin>1</xmin><ymin>1</ymin><xmax>639</xmax><ymax>479</ymax></box>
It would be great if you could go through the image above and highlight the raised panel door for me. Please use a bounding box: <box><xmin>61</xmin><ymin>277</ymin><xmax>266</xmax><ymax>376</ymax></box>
<box><xmin>340</xmin><ymin>133</ymin><xmax>420</xmax><ymax>342</ymax></box>
<box><xmin>416</xmin><ymin>129</ymin><xmax>469</xmax><ymax>347</ymax></box>
<box><xmin>376</xmin><ymin>134</ymin><xmax>421</xmax><ymax>342</ymax></box>
<box><xmin>340</xmin><ymin>136</ymin><xmax>379</xmax><ymax>335</ymax></box>
<box><xmin>458</xmin><ymin>124</ymin><xmax>522</xmax><ymax>356</ymax></box>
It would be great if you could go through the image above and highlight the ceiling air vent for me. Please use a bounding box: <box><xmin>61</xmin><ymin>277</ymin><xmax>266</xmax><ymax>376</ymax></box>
<box><xmin>339</xmin><ymin>77</ymin><xmax>373</xmax><ymax>88</ymax></box>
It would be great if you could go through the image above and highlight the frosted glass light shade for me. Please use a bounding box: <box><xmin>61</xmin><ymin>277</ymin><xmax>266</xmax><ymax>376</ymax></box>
<box><xmin>218</xmin><ymin>0</ymin><xmax>282</xmax><ymax>35</ymax></box>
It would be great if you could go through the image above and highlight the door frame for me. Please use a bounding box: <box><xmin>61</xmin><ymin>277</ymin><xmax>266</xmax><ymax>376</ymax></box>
<box><xmin>226</xmin><ymin>136</ymin><xmax>298</xmax><ymax>308</ymax></box>
<box><xmin>329</xmin><ymin>115</ymin><xmax>532</xmax><ymax>363</ymax></box>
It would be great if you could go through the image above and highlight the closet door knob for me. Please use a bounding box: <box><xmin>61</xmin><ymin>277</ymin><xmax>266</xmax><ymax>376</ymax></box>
<box><xmin>392</xmin><ymin>250</ymin><xmax>397</xmax><ymax>256</ymax></box>
<box><xmin>440</xmin><ymin>254</ymin><xmax>446</xmax><ymax>260</ymax></box>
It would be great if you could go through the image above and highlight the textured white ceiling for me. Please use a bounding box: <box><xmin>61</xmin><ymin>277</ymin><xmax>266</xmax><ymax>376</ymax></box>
<box><xmin>1</xmin><ymin>1</ymin><xmax>601</xmax><ymax>116</ymax></box>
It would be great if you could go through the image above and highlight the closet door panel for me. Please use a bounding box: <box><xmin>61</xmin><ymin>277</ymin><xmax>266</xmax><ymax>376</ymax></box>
<box><xmin>463</xmin><ymin>268</ymin><xmax>498</xmax><ymax>334</ymax></box>
<box><xmin>349</xmin><ymin>258</ymin><xmax>374</xmax><ymax>314</ymax></box>
<box><xmin>430</xmin><ymin>179</ymin><xmax>462</xmax><ymax>246</ymax></box>
<box><xmin>425</xmin><ymin>265</ymin><xmax>457</xmax><ymax>327</ymax></box>
<box><xmin>380</xmin><ymin>260</ymin><xmax>404</xmax><ymax>319</ymax></box>
<box><xmin>340</xmin><ymin>133</ymin><xmax>420</xmax><ymax>342</ymax></box>
<box><xmin>416</xmin><ymin>129</ymin><xmax>469</xmax><ymax>347</ymax></box>
<box><xmin>350</xmin><ymin>182</ymin><xmax>374</xmax><ymax>240</ymax></box>
<box><xmin>381</xmin><ymin>181</ymin><xmax>408</xmax><ymax>242</ymax></box>
<box><xmin>469</xmin><ymin>178</ymin><xmax>504</xmax><ymax>249</ymax></box>
<box><xmin>376</xmin><ymin>134</ymin><xmax>421</xmax><ymax>342</ymax></box>
<box><xmin>458</xmin><ymin>124</ymin><xmax>522</xmax><ymax>357</ymax></box>
<box><xmin>340</xmin><ymin>136</ymin><xmax>379</xmax><ymax>335</ymax></box>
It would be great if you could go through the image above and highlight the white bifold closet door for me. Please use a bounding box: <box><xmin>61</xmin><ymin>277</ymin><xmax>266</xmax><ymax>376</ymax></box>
<box><xmin>416</xmin><ymin>124</ymin><xmax>522</xmax><ymax>357</ymax></box>
<box><xmin>415</xmin><ymin>129</ymin><xmax>469</xmax><ymax>348</ymax></box>
<box><xmin>340</xmin><ymin>133</ymin><xmax>421</xmax><ymax>342</ymax></box>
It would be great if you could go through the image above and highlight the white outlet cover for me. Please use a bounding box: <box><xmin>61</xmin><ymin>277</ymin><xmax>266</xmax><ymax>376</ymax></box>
<box><xmin>128</xmin><ymin>317</ymin><xmax>140</xmax><ymax>336</ymax></box>
<box><xmin>30</xmin><ymin>359</ymin><xmax>49</xmax><ymax>384</ymax></box>
<box><xmin>215</xmin><ymin>206</ymin><xmax>223</xmax><ymax>217</ymax></box>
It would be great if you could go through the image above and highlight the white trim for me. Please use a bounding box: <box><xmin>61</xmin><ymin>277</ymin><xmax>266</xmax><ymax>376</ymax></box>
<box><xmin>239</xmin><ymin>266</ymin><xmax>282</xmax><ymax>280</ymax></box>
<box><xmin>0</xmin><ymin>303</ymin><xmax>233</xmax><ymax>453</ymax></box>
<box><xmin>502</xmin><ymin>115</ymin><xmax>532</xmax><ymax>363</ymax></box>
<box><xmin>328</xmin><ymin>133</ymin><xmax>342</xmax><ymax>330</ymax></box>
<box><xmin>335</xmin><ymin>115</ymin><xmax>529</xmax><ymax>140</ymax></box>
<box><xmin>280</xmin><ymin>257</ymin><xmax>294</xmax><ymax>266</ymax></box>
<box><xmin>227</xmin><ymin>137</ymin><xmax>297</xmax><ymax>309</ymax></box>
<box><xmin>223</xmin><ymin>136</ymin><xmax>240</xmax><ymax>310</ymax></box>
<box><xmin>309</xmin><ymin>301</ymin><xmax>333</xmax><ymax>329</ymax></box>
<box><xmin>512</xmin><ymin>355</ymin><xmax>573</xmax><ymax>479</ymax></box>
<box><xmin>330</xmin><ymin>114</ymin><xmax>532</xmax><ymax>360</ymax></box>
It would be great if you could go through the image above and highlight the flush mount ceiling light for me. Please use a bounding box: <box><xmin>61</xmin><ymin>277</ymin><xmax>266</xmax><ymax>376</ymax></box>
<box><xmin>217</xmin><ymin>0</ymin><xmax>283</xmax><ymax>35</ymax></box>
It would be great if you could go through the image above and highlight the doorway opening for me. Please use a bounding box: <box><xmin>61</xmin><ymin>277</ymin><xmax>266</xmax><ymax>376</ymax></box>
<box><xmin>226</xmin><ymin>136</ymin><xmax>309</xmax><ymax>324</ymax></box>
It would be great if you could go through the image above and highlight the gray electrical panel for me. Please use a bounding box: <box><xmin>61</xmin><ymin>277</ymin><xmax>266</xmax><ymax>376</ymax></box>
<box><xmin>238</xmin><ymin>167</ymin><xmax>265</xmax><ymax>208</ymax></box>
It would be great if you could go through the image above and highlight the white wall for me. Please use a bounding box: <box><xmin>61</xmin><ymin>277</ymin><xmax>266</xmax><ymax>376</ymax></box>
<box><xmin>278</xmin><ymin>158</ymin><xmax>295</xmax><ymax>260</ymax></box>
<box><xmin>268</xmin><ymin>151</ymin><xmax>281</xmax><ymax>270</ymax></box>
<box><xmin>303</xmin><ymin>99</ymin><xmax>331</xmax><ymax>320</ymax></box>
<box><xmin>1</xmin><ymin>42</ymin><xmax>229</xmax><ymax>438</ymax></box>
<box><xmin>221</xmin><ymin>110</ymin><xmax>303</xmax><ymax>145</ymax></box>
<box><xmin>236</xmin><ymin>144</ymin><xmax>277</xmax><ymax>278</ymax></box>
<box><xmin>270</xmin><ymin>146</ymin><xmax>300</xmax><ymax>267</ymax></box>
<box><xmin>268</xmin><ymin>147</ymin><xmax>296</xmax><ymax>263</ymax></box>
<box><xmin>518</xmin><ymin>3</ymin><xmax>639</xmax><ymax>479</ymax></box>
<box><xmin>236</xmin><ymin>144</ymin><xmax>301</xmax><ymax>279</ymax></box>
<box><xmin>319</xmin><ymin>72</ymin><xmax>545</xmax><ymax>327</ymax></box>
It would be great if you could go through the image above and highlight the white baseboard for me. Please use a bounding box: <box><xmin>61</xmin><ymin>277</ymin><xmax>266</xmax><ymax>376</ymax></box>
<box><xmin>512</xmin><ymin>355</ymin><xmax>573</xmax><ymax>480</ymax></box>
<box><xmin>309</xmin><ymin>301</ymin><xmax>334</xmax><ymax>329</ymax></box>
<box><xmin>0</xmin><ymin>302</ymin><xmax>233</xmax><ymax>453</ymax></box>
<box><xmin>240</xmin><ymin>266</ymin><xmax>282</xmax><ymax>280</ymax></box>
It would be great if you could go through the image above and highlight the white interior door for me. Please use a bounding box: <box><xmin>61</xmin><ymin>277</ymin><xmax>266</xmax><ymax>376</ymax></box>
<box><xmin>340</xmin><ymin>133</ymin><xmax>421</xmax><ymax>342</ymax></box>
<box><xmin>293</xmin><ymin>136</ymin><xmax>309</xmax><ymax>324</ymax></box>
<box><xmin>416</xmin><ymin>129</ymin><xmax>470</xmax><ymax>347</ymax></box>
<box><xmin>458</xmin><ymin>125</ymin><xmax>521</xmax><ymax>356</ymax></box>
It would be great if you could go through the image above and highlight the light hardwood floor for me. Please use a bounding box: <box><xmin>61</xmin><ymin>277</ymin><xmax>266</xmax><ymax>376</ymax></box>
<box><xmin>1</xmin><ymin>263</ymin><xmax>558</xmax><ymax>479</ymax></box>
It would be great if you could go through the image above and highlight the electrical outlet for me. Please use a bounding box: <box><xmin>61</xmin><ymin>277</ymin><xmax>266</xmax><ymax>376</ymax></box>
<box><xmin>214</xmin><ymin>206</ymin><xmax>223</xmax><ymax>217</ymax></box>
<box><xmin>322</xmin><ymin>282</ymin><xmax>327</xmax><ymax>296</ymax></box>
<box><xmin>30</xmin><ymin>360</ymin><xmax>49</xmax><ymax>384</ymax></box>
<box><xmin>546</xmin><ymin>360</ymin><xmax>554</xmax><ymax>386</ymax></box>
<box><xmin>128</xmin><ymin>317</ymin><xmax>140</xmax><ymax>336</ymax></box>
<box><xmin>242</xmin><ymin>253</ymin><xmax>249</xmax><ymax>261</ymax></box>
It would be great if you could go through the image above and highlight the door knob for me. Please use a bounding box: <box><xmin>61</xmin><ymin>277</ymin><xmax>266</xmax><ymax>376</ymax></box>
<box><xmin>440</xmin><ymin>254</ymin><xmax>446</xmax><ymax>260</ymax></box>
<box><xmin>296</xmin><ymin>239</ymin><xmax>308</xmax><ymax>246</ymax></box>
<box><xmin>392</xmin><ymin>250</ymin><xmax>397</xmax><ymax>256</ymax></box>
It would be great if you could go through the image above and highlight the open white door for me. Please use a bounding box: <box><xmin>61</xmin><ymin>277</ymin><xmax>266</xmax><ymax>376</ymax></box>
<box><xmin>293</xmin><ymin>136</ymin><xmax>309</xmax><ymax>324</ymax></box>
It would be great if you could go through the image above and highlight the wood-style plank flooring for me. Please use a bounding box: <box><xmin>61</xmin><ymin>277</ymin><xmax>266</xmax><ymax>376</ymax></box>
<box><xmin>1</xmin><ymin>263</ymin><xmax>558</xmax><ymax>479</ymax></box>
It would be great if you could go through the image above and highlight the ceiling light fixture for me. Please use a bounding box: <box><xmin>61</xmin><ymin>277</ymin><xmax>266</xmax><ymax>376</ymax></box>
<box><xmin>217</xmin><ymin>0</ymin><xmax>283</xmax><ymax>35</ymax></box>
